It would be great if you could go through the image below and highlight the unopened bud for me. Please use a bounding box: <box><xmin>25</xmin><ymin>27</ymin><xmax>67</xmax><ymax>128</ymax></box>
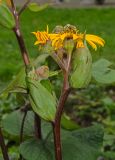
<box><xmin>52</xmin><ymin>25</ymin><xmax>64</xmax><ymax>34</ymax></box>
<box><xmin>36</xmin><ymin>66</ymin><xmax>49</xmax><ymax>80</ymax></box>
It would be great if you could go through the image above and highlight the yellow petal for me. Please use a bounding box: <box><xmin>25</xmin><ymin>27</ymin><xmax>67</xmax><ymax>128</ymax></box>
<box><xmin>32</xmin><ymin>32</ymin><xmax>37</xmax><ymax>35</ymax></box>
<box><xmin>86</xmin><ymin>39</ymin><xmax>97</xmax><ymax>50</ymax></box>
<box><xmin>34</xmin><ymin>41</ymin><xmax>39</xmax><ymax>45</ymax></box>
<box><xmin>86</xmin><ymin>34</ymin><xmax>105</xmax><ymax>47</ymax></box>
<box><xmin>73</xmin><ymin>34</ymin><xmax>79</xmax><ymax>40</ymax></box>
<box><xmin>76</xmin><ymin>39</ymin><xmax>84</xmax><ymax>48</ymax></box>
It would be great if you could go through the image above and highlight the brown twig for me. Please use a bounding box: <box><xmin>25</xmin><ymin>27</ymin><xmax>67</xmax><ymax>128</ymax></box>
<box><xmin>18</xmin><ymin>0</ymin><xmax>32</xmax><ymax>16</ymax></box>
<box><xmin>0</xmin><ymin>128</ymin><xmax>9</xmax><ymax>160</ymax></box>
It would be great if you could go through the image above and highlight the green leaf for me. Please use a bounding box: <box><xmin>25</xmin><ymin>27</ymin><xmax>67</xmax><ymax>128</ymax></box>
<box><xmin>41</xmin><ymin>121</ymin><xmax>52</xmax><ymax>139</ymax></box>
<box><xmin>33</xmin><ymin>54</ymin><xmax>49</xmax><ymax>68</ymax></box>
<box><xmin>60</xmin><ymin>125</ymin><xmax>104</xmax><ymax>160</ymax></box>
<box><xmin>49</xmin><ymin>70</ymin><xmax>60</xmax><ymax>77</ymax></box>
<box><xmin>2</xmin><ymin>110</ymin><xmax>34</xmax><ymax>136</ymax></box>
<box><xmin>20</xmin><ymin>125</ymin><xmax>104</xmax><ymax>160</ymax></box>
<box><xmin>20</xmin><ymin>139</ymin><xmax>53</xmax><ymax>160</ymax></box>
<box><xmin>2</xmin><ymin>110</ymin><xmax>52</xmax><ymax>139</ymax></box>
<box><xmin>72</xmin><ymin>124</ymin><xmax>104</xmax><ymax>149</ymax></box>
<box><xmin>102</xmin><ymin>151</ymin><xmax>115</xmax><ymax>159</ymax></box>
<box><xmin>0</xmin><ymin>3</ymin><xmax>15</xmax><ymax>29</ymax></box>
<box><xmin>26</xmin><ymin>76</ymin><xmax>56</xmax><ymax>121</ymax></box>
<box><xmin>40</xmin><ymin>79</ymin><xmax>54</xmax><ymax>94</ymax></box>
<box><xmin>62</xmin><ymin>137</ymin><xmax>99</xmax><ymax>160</ymax></box>
<box><xmin>0</xmin><ymin>54</ymin><xmax>49</xmax><ymax>98</ymax></box>
<box><xmin>28</xmin><ymin>3</ymin><xmax>49</xmax><ymax>12</ymax></box>
<box><xmin>92</xmin><ymin>58</ymin><xmax>115</xmax><ymax>84</ymax></box>
<box><xmin>61</xmin><ymin>113</ymin><xmax>79</xmax><ymax>130</ymax></box>
<box><xmin>70</xmin><ymin>44</ymin><xmax>92</xmax><ymax>88</ymax></box>
<box><xmin>1</xmin><ymin>69</ymin><xmax>27</xmax><ymax>98</ymax></box>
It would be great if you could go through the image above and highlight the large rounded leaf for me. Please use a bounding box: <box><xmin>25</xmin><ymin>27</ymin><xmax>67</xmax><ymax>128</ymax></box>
<box><xmin>61</xmin><ymin>113</ymin><xmax>80</xmax><ymax>130</ymax></box>
<box><xmin>2</xmin><ymin>110</ymin><xmax>34</xmax><ymax>136</ymax></box>
<box><xmin>92</xmin><ymin>58</ymin><xmax>115</xmax><ymax>84</ymax></box>
<box><xmin>20</xmin><ymin>125</ymin><xmax>104</xmax><ymax>160</ymax></box>
<box><xmin>20</xmin><ymin>139</ymin><xmax>53</xmax><ymax>160</ymax></box>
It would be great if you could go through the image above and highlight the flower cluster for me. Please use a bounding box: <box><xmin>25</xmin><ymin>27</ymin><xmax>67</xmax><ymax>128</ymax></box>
<box><xmin>33</xmin><ymin>24</ymin><xmax>105</xmax><ymax>51</ymax></box>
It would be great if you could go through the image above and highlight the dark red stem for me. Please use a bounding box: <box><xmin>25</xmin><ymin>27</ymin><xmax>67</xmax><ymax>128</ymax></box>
<box><xmin>53</xmin><ymin>71</ymin><xmax>70</xmax><ymax>160</ymax></box>
<box><xmin>52</xmin><ymin>50</ymin><xmax>72</xmax><ymax>160</ymax></box>
<box><xmin>14</xmin><ymin>27</ymin><xmax>30</xmax><ymax>66</ymax></box>
<box><xmin>11</xmin><ymin>2</ymin><xmax>30</xmax><ymax>67</ymax></box>
<box><xmin>0</xmin><ymin>128</ymin><xmax>9</xmax><ymax>160</ymax></box>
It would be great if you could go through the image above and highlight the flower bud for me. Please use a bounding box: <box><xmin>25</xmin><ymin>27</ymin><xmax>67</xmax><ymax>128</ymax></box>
<box><xmin>26</xmin><ymin>70</ymin><xmax>56</xmax><ymax>121</ymax></box>
<box><xmin>70</xmin><ymin>43</ymin><xmax>92</xmax><ymax>88</ymax></box>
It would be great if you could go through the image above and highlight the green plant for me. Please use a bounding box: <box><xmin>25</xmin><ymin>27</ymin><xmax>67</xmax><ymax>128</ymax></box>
<box><xmin>0</xmin><ymin>1</ymin><xmax>115</xmax><ymax>160</ymax></box>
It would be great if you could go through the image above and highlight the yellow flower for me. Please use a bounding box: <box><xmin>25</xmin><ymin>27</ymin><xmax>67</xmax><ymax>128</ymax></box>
<box><xmin>32</xmin><ymin>26</ymin><xmax>49</xmax><ymax>45</ymax></box>
<box><xmin>32</xmin><ymin>31</ymin><xmax>49</xmax><ymax>45</ymax></box>
<box><xmin>33</xmin><ymin>25</ymin><xmax>105</xmax><ymax>51</ymax></box>
<box><xmin>85</xmin><ymin>34</ymin><xmax>105</xmax><ymax>50</ymax></box>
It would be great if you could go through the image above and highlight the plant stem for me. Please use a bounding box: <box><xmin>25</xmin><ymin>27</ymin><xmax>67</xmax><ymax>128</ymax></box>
<box><xmin>19</xmin><ymin>110</ymin><xmax>28</xmax><ymax>160</ymax></box>
<box><xmin>53</xmin><ymin>71</ymin><xmax>70</xmax><ymax>160</ymax></box>
<box><xmin>51</xmin><ymin>52</ymin><xmax>66</xmax><ymax>72</ymax></box>
<box><xmin>52</xmin><ymin>51</ymin><xmax>72</xmax><ymax>160</ymax></box>
<box><xmin>11</xmin><ymin>4</ymin><xmax>30</xmax><ymax>67</ymax></box>
<box><xmin>52</xmin><ymin>123</ymin><xmax>62</xmax><ymax>160</ymax></box>
<box><xmin>13</xmin><ymin>25</ymin><xmax>30</xmax><ymax>66</ymax></box>
<box><xmin>34</xmin><ymin>114</ymin><xmax>42</xmax><ymax>139</ymax></box>
<box><xmin>10</xmin><ymin>0</ymin><xmax>16</xmax><ymax>10</ymax></box>
<box><xmin>20</xmin><ymin>111</ymin><xmax>28</xmax><ymax>143</ymax></box>
<box><xmin>0</xmin><ymin>128</ymin><xmax>9</xmax><ymax>160</ymax></box>
<box><xmin>18</xmin><ymin>0</ymin><xmax>32</xmax><ymax>15</ymax></box>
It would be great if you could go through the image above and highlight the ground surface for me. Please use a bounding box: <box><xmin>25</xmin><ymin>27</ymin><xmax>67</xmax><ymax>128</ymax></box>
<box><xmin>14</xmin><ymin>0</ymin><xmax>115</xmax><ymax>8</ymax></box>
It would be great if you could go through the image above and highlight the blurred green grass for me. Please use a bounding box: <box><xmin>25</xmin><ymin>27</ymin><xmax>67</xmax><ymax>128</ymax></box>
<box><xmin>0</xmin><ymin>7</ymin><xmax>115</xmax><ymax>83</ymax></box>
